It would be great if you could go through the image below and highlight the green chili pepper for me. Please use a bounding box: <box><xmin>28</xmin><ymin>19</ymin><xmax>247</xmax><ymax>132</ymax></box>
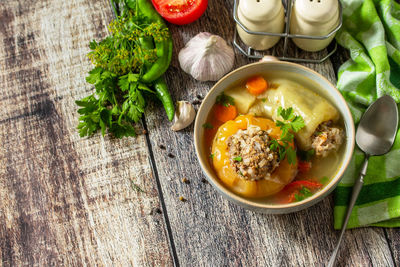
<box><xmin>142</xmin><ymin>38</ymin><xmax>173</xmax><ymax>83</ymax></box>
<box><xmin>139</xmin><ymin>36</ymin><xmax>154</xmax><ymax>50</ymax></box>
<box><xmin>137</xmin><ymin>0</ymin><xmax>165</xmax><ymax>25</ymax></box>
<box><xmin>140</xmin><ymin>36</ymin><xmax>174</xmax><ymax>120</ymax></box>
<box><xmin>153</xmin><ymin>76</ymin><xmax>174</xmax><ymax>121</ymax></box>
<box><xmin>139</xmin><ymin>36</ymin><xmax>155</xmax><ymax>70</ymax></box>
<box><xmin>138</xmin><ymin>0</ymin><xmax>173</xmax><ymax>83</ymax></box>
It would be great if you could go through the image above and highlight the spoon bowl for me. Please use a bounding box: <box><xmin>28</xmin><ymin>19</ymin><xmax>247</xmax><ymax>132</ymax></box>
<box><xmin>356</xmin><ymin>95</ymin><xmax>399</xmax><ymax>156</ymax></box>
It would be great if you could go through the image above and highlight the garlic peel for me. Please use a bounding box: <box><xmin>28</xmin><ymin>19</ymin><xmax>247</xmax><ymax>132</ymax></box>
<box><xmin>178</xmin><ymin>32</ymin><xmax>235</xmax><ymax>82</ymax></box>
<box><xmin>171</xmin><ymin>101</ymin><xmax>196</xmax><ymax>131</ymax></box>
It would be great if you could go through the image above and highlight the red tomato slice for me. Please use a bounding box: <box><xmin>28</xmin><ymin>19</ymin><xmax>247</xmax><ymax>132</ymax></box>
<box><xmin>151</xmin><ymin>0</ymin><xmax>208</xmax><ymax>25</ymax></box>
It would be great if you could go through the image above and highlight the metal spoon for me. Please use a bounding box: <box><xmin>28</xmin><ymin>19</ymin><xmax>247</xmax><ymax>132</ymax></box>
<box><xmin>328</xmin><ymin>95</ymin><xmax>399</xmax><ymax>267</ymax></box>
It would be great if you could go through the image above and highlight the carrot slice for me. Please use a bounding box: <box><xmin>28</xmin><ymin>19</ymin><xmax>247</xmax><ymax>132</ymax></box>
<box><xmin>214</xmin><ymin>104</ymin><xmax>237</xmax><ymax>122</ymax></box>
<box><xmin>246</xmin><ymin>75</ymin><xmax>268</xmax><ymax>95</ymax></box>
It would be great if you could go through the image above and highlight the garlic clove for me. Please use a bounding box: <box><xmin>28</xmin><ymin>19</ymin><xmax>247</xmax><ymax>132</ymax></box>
<box><xmin>171</xmin><ymin>101</ymin><xmax>196</xmax><ymax>131</ymax></box>
<box><xmin>178</xmin><ymin>32</ymin><xmax>235</xmax><ymax>82</ymax></box>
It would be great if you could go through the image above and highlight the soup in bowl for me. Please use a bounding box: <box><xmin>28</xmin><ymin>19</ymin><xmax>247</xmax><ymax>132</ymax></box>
<box><xmin>194</xmin><ymin>60</ymin><xmax>355</xmax><ymax>214</ymax></box>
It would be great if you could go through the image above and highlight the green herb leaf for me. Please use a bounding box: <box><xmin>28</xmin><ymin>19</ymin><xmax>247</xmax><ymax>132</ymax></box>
<box><xmin>209</xmin><ymin>153</ymin><xmax>214</xmax><ymax>159</ymax></box>
<box><xmin>294</xmin><ymin>193</ymin><xmax>303</xmax><ymax>202</ymax></box>
<box><xmin>233</xmin><ymin>156</ymin><xmax>242</xmax><ymax>162</ymax></box>
<box><xmin>299</xmin><ymin>186</ymin><xmax>312</xmax><ymax>196</ymax></box>
<box><xmin>277</xmin><ymin>107</ymin><xmax>305</xmax><ymax>133</ymax></box>
<box><xmin>202</xmin><ymin>122</ymin><xmax>214</xmax><ymax>129</ymax></box>
<box><xmin>269</xmin><ymin>139</ymin><xmax>279</xmax><ymax>151</ymax></box>
<box><xmin>290</xmin><ymin>116</ymin><xmax>305</xmax><ymax>132</ymax></box>
<box><xmin>277</xmin><ymin>107</ymin><xmax>295</xmax><ymax>121</ymax></box>
<box><xmin>286</xmin><ymin>146</ymin><xmax>297</xmax><ymax>165</ymax></box>
<box><xmin>216</xmin><ymin>93</ymin><xmax>235</xmax><ymax>107</ymax></box>
<box><xmin>294</xmin><ymin>186</ymin><xmax>313</xmax><ymax>202</ymax></box>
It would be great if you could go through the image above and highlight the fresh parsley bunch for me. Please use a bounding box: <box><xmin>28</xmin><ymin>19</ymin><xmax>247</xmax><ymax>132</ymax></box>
<box><xmin>76</xmin><ymin>0</ymin><xmax>171</xmax><ymax>138</ymax></box>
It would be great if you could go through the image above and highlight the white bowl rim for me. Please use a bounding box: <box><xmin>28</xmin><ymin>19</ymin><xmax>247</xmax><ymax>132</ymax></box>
<box><xmin>194</xmin><ymin>60</ymin><xmax>356</xmax><ymax>211</ymax></box>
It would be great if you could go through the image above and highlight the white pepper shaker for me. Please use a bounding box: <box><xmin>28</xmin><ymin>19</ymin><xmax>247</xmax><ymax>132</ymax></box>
<box><xmin>290</xmin><ymin>0</ymin><xmax>340</xmax><ymax>52</ymax></box>
<box><xmin>236</xmin><ymin>0</ymin><xmax>285</xmax><ymax>50</ymax></box>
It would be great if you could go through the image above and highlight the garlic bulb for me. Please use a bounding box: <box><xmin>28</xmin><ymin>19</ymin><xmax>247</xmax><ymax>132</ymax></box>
<box><xmin>171</xmin><ymin>101</ymin><xmax>196</xmax><ymax>131</ymax></box>
<box><xmin>178</xmin><ymin>32</ymin><xmax>235</xmax><ymax>81</ymax></box>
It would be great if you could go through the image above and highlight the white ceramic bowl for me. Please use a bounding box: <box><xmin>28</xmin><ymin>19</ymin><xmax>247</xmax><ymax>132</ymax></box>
<box><xmin>194</xmin><ymin>60</ymin><xmax>355</xmax><ymax>214</ymax></box>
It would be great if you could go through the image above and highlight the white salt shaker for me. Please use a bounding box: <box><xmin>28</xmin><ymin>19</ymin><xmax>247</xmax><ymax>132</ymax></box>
<box><xmin>236</xmin><ymin>0</ymin><xmax>285</xmax><ymax>50</ymax></box>
<box><xmin>290</xmin><ymin>0</ymin><xmax>340</xmax><ymax>52</ymax></box>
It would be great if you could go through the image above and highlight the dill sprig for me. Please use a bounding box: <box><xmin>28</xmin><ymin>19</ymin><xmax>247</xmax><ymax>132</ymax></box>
<box><xmin>87</xmin><ymin>13</ymin><xmax>168</xmax><ymax>75</ymax></box>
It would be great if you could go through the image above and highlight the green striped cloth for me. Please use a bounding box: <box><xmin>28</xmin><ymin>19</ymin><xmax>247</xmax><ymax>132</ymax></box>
<box><xmin>334</xmin><ymin>0</ymin><xmax>400</xmax><ymax>229</ymax></box>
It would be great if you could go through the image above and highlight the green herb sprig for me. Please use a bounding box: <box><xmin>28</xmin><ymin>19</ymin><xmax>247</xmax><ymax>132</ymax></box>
<box><xmin>233</xmin><ymin>156</ymin><xmax>242</xmax><ymax>162</ymax></box>
<box><xmin>202</xmin><ymin>122</ymin><xmax>214</xmax><ymax>129</ymax></box>
<box><xmin>294</xmin><ymin>186</ymin><xmax>313</xmax><ymax>201</ymax></box>
<box><xmin>216</xmin><ymin>93</ymin><xmax>235</xmax><ymax>107</ymax></box>
<box><xmin>269</xmin><ymin>107</ymin><xmax>305</xmax><ymax>164</ymax></box>
<box><xmin>76</xmin><ymin>0</ymin><xmax>172</xmax><ymax>138</ymax></box>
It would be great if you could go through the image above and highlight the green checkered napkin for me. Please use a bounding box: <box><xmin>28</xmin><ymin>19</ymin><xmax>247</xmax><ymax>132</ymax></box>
<box><xmin>334</xmin><ymin>0</ymin><xmax>400</xmax><ymax>229</ymax></box>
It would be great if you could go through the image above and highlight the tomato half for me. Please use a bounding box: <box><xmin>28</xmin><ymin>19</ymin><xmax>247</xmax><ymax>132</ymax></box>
<box><xmin>151</xmin><ymin>0</ymin><xmax>208</xmax><ymax>25</ymax></box>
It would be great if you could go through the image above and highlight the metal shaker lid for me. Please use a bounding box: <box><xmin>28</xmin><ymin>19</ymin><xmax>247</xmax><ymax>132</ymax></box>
<box><xmin>294</xmin><ymin>0</ymin><xmax>339</xmax><ymax>23</ymax></box>
<box><xmin>238</xmin><ymin>0</ymin><xmax>283</xmax><ymax>22</ymax></box>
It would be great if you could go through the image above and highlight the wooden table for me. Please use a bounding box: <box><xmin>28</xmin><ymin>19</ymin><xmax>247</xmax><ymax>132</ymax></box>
<box><xmin>0</xmin><ymin>0</ymin><xmax>399</xmax><ymax>266</ymax></box>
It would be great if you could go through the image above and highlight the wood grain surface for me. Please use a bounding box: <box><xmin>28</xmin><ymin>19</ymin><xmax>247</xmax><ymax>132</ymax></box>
<box><xmin>145</xmin><ymin>1</ymin><xmax>398</xmax><ymax>266</ymax></box>
<box><xmin>0</xmin><ymin>0</ymin><xmax>398</xmax><ymax>266</ymax></box>
<box><xmin>0</xmin><ymin>0</ymin><xmax>172</xmax><ymax>266</ymax></box>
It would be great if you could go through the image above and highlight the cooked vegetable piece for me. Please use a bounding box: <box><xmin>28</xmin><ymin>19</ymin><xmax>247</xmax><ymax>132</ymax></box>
<box><xmin>211</xmin><ymin>115</ymin><xmax>298</xmax><ymax>198</ymax></box>
<box><xmin>256</xmin><ymin>80</ymin><xmax>339</xmax><ymax>150</ymax></box>
<box><xmin>214</xmin><ymin>104</ymin><xmax>237</xmax><ymax>122</ymax></box>
<box><xmin>224</xmin><ymin>86</ymin><xmax>256</xmax><ymax>114</ymax></box>
<box><xmin>246</xmin><ymin>75</ymin><xmax>268</xmax><ymax>95</ymax></box>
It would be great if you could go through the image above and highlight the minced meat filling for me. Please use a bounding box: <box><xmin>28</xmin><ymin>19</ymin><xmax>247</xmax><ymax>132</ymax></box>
<box><xmin>311</xmin><ymin>121</ymin><xmax>344</xmax><ymax>157</ymax></box>
<box><xmin>226</xmin><ymin>125</ymin><xmax>280</xmax><ymax>181</ymax></box>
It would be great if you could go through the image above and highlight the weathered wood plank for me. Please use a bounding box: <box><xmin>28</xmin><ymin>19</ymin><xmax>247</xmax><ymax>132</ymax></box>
<box><xmin>385</xmin><ymin>229</ymin><xmax>400</xmax><ymax>266</ymax></box>
<box><xmin>0</xmin><ymin>0</ymin><xmax>172</xmax><ymax>266</ymax></box>
<box><xmin>144</xmin><ymin>0</ymin><xmax>395</xmax><ymax>266</ymax></box>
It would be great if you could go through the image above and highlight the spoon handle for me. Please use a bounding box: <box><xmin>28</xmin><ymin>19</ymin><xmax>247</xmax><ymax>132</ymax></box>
<box><xmin>328</xmin><ymin>155</ymin><xmax>369</xmax><ymax>267</ymax></box>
